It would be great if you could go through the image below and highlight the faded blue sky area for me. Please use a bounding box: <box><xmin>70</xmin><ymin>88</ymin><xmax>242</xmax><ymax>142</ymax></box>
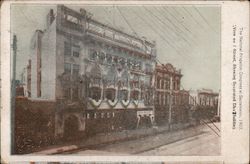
<box><xmin>11</xmin><ymin>4</ymin><xmax>220</xmax><ymax>91</ymax></box>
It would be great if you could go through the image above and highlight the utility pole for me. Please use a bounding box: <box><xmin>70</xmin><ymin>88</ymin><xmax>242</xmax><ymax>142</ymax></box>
<box><xmin>11</xmin><ymin>35</ymin><xmax>17</xmax><ymax>154</ymax></box>
<box><xmin>168</xmin><ymin>76</ymin><xmax>173</xmax><ymax>130</ymax></box>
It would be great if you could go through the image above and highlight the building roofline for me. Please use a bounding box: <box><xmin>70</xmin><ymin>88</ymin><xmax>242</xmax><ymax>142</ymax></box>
<box><xmin>59</xmin><ymin>5</ymin><xmax>155</xmax><ymax>47</ymax></box>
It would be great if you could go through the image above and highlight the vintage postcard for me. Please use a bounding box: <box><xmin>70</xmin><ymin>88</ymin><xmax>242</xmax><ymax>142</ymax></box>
<box><xmin>1</xmin><ymin>1</ymin><xmax>249</xmax><ymax>163</ymax></box>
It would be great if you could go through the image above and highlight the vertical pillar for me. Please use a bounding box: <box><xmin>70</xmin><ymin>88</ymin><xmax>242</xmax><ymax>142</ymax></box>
<box><xmin>217</xmin><ymin>90</ymin><xmax>221</xmax><ymax>117</ymax></box>
<box><xmin>136</xmin><ymin>115</ymin><xmax>141</xmax><ymax>128</ymax></box>
<box><xmin>115</xmin><ymin>86</ymin><xmax>118</xmax><ymax>101</ymax></box>
<box><xmin>101</xmin><ymin>81</ymin><xmax>104</xmax><ymax>100</ymax></box>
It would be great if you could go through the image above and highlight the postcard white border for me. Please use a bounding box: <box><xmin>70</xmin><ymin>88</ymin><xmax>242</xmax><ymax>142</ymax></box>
<box><xmin>1</xmin><ymin>1</ymin><xmax>249</xmax><ymax>163</ymax></box>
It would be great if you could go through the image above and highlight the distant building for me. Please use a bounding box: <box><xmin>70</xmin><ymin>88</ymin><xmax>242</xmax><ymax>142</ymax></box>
<box><xmin>28</xmin><ymin>5</ymin><xmax>157</xmax><ymax>137</ymax></box>
<box><xmin>154</xmin><ymin>63</ymin><xmax>189</xmax><ymax>125</ymax></box>
<box><xmin>189</xmin><ymin>88</ymin><xmax>219</xmax><ymax>120</ymax></box>
<box><xmin>189</xmin><ymin>88</ymin><xmax>219</xmax><ymax>107</ymax></box>
<box><xmin>20</xmin><ymin>59</ymin><xmax>31</xmax><ymax>97</ymax></box>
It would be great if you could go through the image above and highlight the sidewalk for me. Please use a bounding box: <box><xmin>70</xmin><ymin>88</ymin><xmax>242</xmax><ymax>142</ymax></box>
<box><xmin>33</xmin><ymin>122</ymin><xmax>202</xmax><ymax>155</ymax></box>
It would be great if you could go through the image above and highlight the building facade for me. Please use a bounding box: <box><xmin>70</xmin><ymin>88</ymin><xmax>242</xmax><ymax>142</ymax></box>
<box><xmin>189</xmin><ymin>89</ymin><xmax>219</xmax><ymax>121</ymax></box>
<box><xmin>154</xmin><ymin>64</ymin><xmax>190</xmax><ymax>125</ymax></box>
<box><xmin>28</xmin><ymin>5</ymin><xmax>157</xmax><ymax>137</ymax></box>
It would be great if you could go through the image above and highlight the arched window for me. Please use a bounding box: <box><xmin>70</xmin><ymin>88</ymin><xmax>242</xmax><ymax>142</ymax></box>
<box><xmin>119</xmin><ymin>57</ymin><xmax>126</xmax><ymax>66</ymax></box>
<box><xmin>106</xmin><ymin>54</ymin><xmax>112</xmax><ymax>63</ymax></box>
<box><xmin>89</xmin><ymin>49</ymin><xmax>98</xmax><ymax>61</ymax></box>
<box><xmin>127</xmin><ymin>59</ymin><xmax>132</xmax><ymax>69</ymax></box>
<box><xmin>105</xmin><ymin>88</ymin><xmax>116</xmax><ymax>102</ymax></box>
<box><xmin>99</xmin><ymin>52</ymin><xmax>105</xmax><ymax>63</ymax></box>
<box><xmin>118</xmin><ymin>89</ymin><xmax>128</xmax><ymax>101</ymax></box>
<box><xmin>89</xmin><ymin>87</ymin><xmax>102</xmax><ymax>101</ymax></box>
<box><xmin>106</xmin><ymin>66</ymin><xmax>117</xmax><ymax>86</ymax></box>
<box><xmin>131</xmin><ymin>90</ymin><xmax>139</xmax><ymax>101</ymax></box>
<box><xmin>121</xmin><ymin>70</ymin><xmax>129</xmax><ymax>87</ymax></box>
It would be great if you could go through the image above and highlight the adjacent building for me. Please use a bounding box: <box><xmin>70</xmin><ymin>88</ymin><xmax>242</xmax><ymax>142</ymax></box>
<box><xmin>154</xmin><ymin>63</ymin><xmax>189</xmax><ymax>125</ymax></box>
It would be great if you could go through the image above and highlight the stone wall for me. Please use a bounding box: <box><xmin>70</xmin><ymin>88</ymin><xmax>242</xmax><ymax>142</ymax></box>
<box><xmin>14</xmin><ymin>98</ymin><xmax>56</xmax><ymax>154</ymax></box>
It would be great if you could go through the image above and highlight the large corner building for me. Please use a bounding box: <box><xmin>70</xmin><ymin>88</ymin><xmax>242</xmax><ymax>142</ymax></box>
<box><xmin>28</xmin><ymin>5</ymin><xmax>157</xmax><ymax>136</ymax></box>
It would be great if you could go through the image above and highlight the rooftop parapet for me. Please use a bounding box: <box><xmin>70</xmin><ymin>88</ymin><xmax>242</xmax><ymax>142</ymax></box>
<box><xmin>155</xmin><ymin>63</ymin><xmax>182</xmax><ymax>76</ymax></box>
<box><xmin>56</xmin><ymin>5</ymin><xmax>156</xmax><ymax>57</ymax></box>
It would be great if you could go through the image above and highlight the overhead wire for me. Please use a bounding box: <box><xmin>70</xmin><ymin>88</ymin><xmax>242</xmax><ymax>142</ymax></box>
<box><xmin>171</xmin><ymin>7</ymin><xmax>200</xmax><ymax>32</ymax></box>
<box><xmin>18</xmin><ymin>8</ymin><xmax>38</xmax><ymax>26</ymax></box>
<box><xmin>130</xmin><ymin>8</ymin><xmax>185</xmax><ymax>58</ymax></box>
<box><xmin>137</xmin><ymin>7</ymin><xmax>191</xmax><ymax>56</ymax></box>
<box><xmin>160</xmin><ymin>6</ymin><xmax>199</xmax><ymax>44</ymax></box>
<box><xmin>136</xmin><ymin>7</ymin><xmax>193</xmax><ymax>64</ymax></box>
<box><xmin>138</xmin><ymin>7</ymin><xmax>184</xmax><ymax>50</ymax></box>
<box><xmin>143</xmin><ymin>6</ymin><xmax>193</xmax><ymax>47</ymax></box>
<box><xmin>116</xmin><ymin>6</ymin><xmax>138</xmax><ymax>37</ymax></box>
<box><xmin>193</xmin><ymin>6</ymin><xmax>218</xmax><ymax>34</ymax></box>
<box><xmin>132</xmin><ymin>8</ymin><xmax>192</xmax><ymax>64</ymax></box>
<box><xmin>152</xmin><ymin>6</ymin><xmax>198</xmax><ymax>46</ymax></box>
<box><xmin>101</xmin><ymin>8</ymin><xmax>113</xmax><ymax>26</ymax></box>
<box><xmin>181</xmin><ymin>6</ymin><xmax>206</xmax><ymax>30</ymax></box>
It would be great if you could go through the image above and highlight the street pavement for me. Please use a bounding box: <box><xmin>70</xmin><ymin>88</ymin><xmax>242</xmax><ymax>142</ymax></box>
<box><xmin>66</xmin><ymin>122</ymin><xmax>220</xmax><ymax>156</ymax></box>
<box><xmin>139</xmin><ymin>127</ymin><xmax>220</xmax><ymax>156</ymax></box>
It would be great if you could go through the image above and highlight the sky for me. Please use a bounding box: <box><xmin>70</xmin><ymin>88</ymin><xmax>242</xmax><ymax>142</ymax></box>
<box><xmin>11</xmin><ymin>4</ymin><xmax>220</xmax><ymax>92</ymax></box>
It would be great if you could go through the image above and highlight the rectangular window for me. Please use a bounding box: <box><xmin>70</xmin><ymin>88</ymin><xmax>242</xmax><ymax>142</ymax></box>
<box><xmin>162</xmin><ymin>93</ymin><xmax>165</xmax><ymax>105</ymax></box>
<box><xmin>73</xmin><ymin>51</ymin><xmax>79</xmax><ymax>57</ymax></box>
<box><xmin>73</xmin><ymin>64</ymin><xmax>80</xmax><ymax>75</ymax></box>
<box><xmin>72</xmin><ymin>87</ymin><xmax>79</xmax><ymax>101</ymax></box>
<box><xmin>64</xmin><ymin>42</ymin><xmax>71</xmax><ymax>56</ymax></box>
<box><xmin>155</xmin><ymin>92</ymin><xmax>158</xmax><ymax>105</ymax></box>
<box><xmin>165</xmin><ymin>94</ymin><xmax>168</xmax><ymax>105</ymax></box>
<box><xmin>66</xmin><ymin>14</ymin><xmax>79</xmax><ymax>24</ymax></box>
<box><xmin>64</xmin><ymin>63</ymin><xmax>71</xmax><ymax>74</ymax></box>
<box><xmin>158</xmin><ymin>93</ymin><xmax>161</xmax><ymax>105</ymax></box>
<box><xmin>72</xmin><ymin>45</ymin><xmax>80</xmax><ymax>57</ymax></box>
<box><xmin>166</xmin><ymin>79</ymin><xmax>170</xmax><ymax>90</ymax></box>
<box><xmin>157</xmin><ymin>78</ymin><xmax>160</xmax><ymax>89</ymax></box>
<box><xmin>161</xmin><ymin>80</ymin><xmax>164</xmax><ymax>89</ymax></box>
<box><xmin>65</xmin><ymin>88</ymin><xmax>71</xmax><ymax>99</ymax></box>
